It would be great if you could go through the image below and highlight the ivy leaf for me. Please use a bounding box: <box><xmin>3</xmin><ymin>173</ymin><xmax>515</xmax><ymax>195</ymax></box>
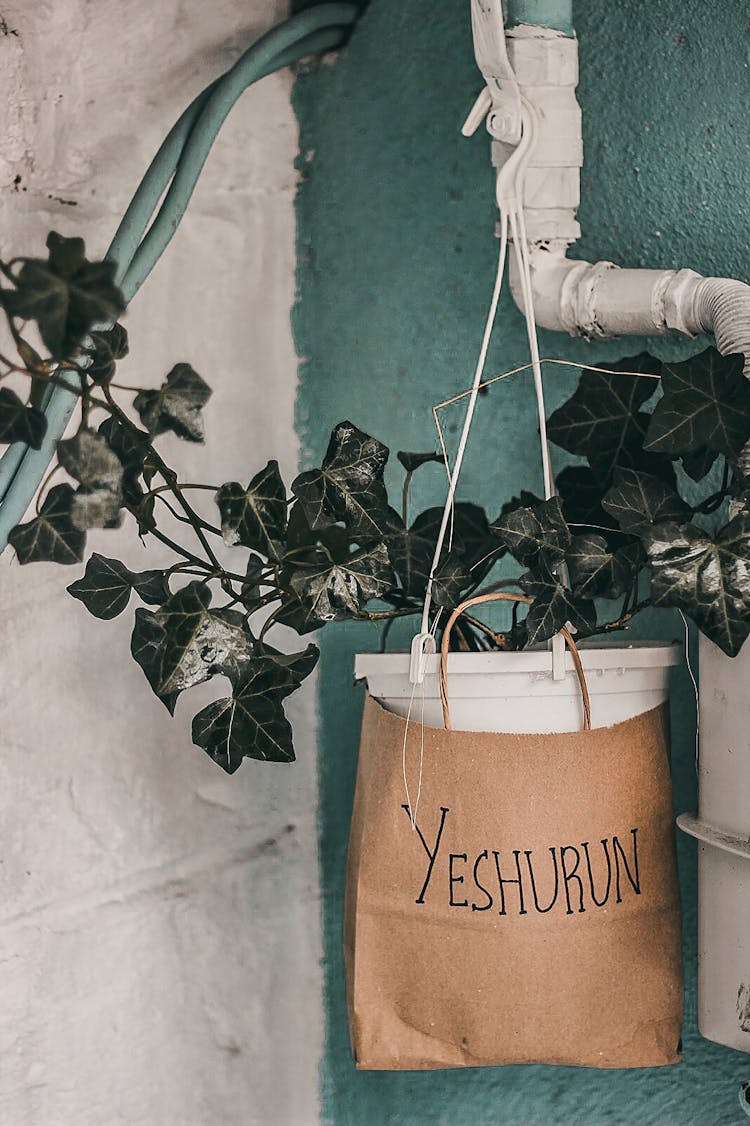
<box><xmin>645</xmin><ymin>349</ymin><xmax>750</xmax><ymax>458</ymax></box>
<box><xmin>0</xmin><ymin>387</ymin><xmax>47</xmax><ymax>449</ymax></box>
<box><xmin>240</xmin><ymin>554</ymin><xmax>266</xmax><ymax>608</ymax></box>
<box><xmin>216</xmin><ymin>460</ymin><xmax>287</xmax><ymax>559</ymax></box>
<box><xmin>97</xmin><ymin>415</ymin><xmax>149</xmax><ymax>480</ymax></box>
<box><xmin>432</xmin><ymin>552</ymin><xmax>471</xmax><ymax>609</ymax></box>
<box><xmin>291</xmin><ymin>421</ymin><xmax>392</xmax><ymax>540</ymax></box>
<box><xmin>67</xmin><ymin>553</ymin><xmax>168</xmax><ymax>620</ymax></box>
<box><xmin>262</xmin><ymin>643</ymin><xmax>320</xmax><ymax>685</ymax></box>
<box><xmin>520</xmin><ymin>570</ymin><xmax>597</xmax><ymax>646</ymax></box>
<box><xmin>97</xmin><ymin>415</ymin><xmax>155</xmax><ymax>531</ymax></box>
<box><xmin>547</xmin><ymin>353</ymin><xmax>660</xmax><ymax>480</ymax></box>
<box><xmin>88</xmin><ymin>323</ymin><xmax>129</xmax><ymax>384</ymax></box>
<box><xmin>8</xmin><ymin>483</ymin><xmax>85</xmax><ymax>565</ymax></box>
<box><xmin>287</xmin><ymin>543</ymin><xmax>394</xmax><ymax>624</ymax></box>
<box><xmin>133</xmin><ymin>363</ymin><xmax>212</xmax><ymax>443</ymax></box>
<box><xmin>681</xmin><ymin>446</ymin><xmax>720</xmax><ymax>483</ymax></box>
<box><xmin>396</xmin><ymin>449</ymin><xmax>444</xmax><ymax>472</ymax></box>
<box><xmin>131</xmin><ymin>581</ymin><xmax>254</xmax><ymax>714</ymax></box>
<box><xmin>566</xmin><ymin>534</ymin><xmax>642</xmax><ymax>600</ymax></box>
<box><xmin>191</xmin><ymin>657</ymin><xmax>301</xmax><ymax>772</ymax></box>
<box><xmin>58</xmin><ymin>428</ymin><xmax>124</xmax><ymax>530</ymax></box>
<box><xmin>492</xmin><ymin>495</ymin><xmax>570</xmax><ymax>569</ymax></box>
<box><xmin>602</xmin><ymin>468</ymin><xmax>692</xmax><ymax>537</ymax></box>
<box><xmin>415</xmin><ymin>503</ymin><xmax>499</xmax><ymax>573</ymax></box>
<box><xmin>385</xmin><ymin>510</ymin><xmax>436</xmax><ymax>599</ymax></box>
<box><xmin>1</xmin><ymin>232</ymin><xmax>125</xmax><ymax>357</ymax></box>
<box><xmin>449</xmin><ymin>504</ymin><xmax>497</xmax><ymax>573</ymax></box>
<box><xmin>274</xmin><ymin>593</ymin><xmax>326</xmax><ymax>636</ymax></box>
<box><xmin>555</xmin><ymin>465</ymin><xmax>619</xmax><ymax>541</ymax></box>
<box><xmin>644</xmin><ymin>516</ymin><xmax>750</xmax><ymax>656</ymax></box>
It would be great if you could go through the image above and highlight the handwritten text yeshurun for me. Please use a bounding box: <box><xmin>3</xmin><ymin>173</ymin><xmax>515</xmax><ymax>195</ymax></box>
<box><xmin>404</xmin><ymin>805</ymin><xmax>641</xmax><ymax>917</ymax></box>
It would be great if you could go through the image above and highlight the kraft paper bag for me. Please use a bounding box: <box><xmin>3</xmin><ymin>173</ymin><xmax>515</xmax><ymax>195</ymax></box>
<box><xmin>344</xmin><ymin>693</ymin><xmax>683</xmax><ymax>1070</ymax></box>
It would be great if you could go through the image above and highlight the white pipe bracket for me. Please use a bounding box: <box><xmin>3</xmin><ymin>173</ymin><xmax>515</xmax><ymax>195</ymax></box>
<box><xmin>462</xmin><ymin>0</ymin><xmax>522</xmax><ymax>144</ymax></box>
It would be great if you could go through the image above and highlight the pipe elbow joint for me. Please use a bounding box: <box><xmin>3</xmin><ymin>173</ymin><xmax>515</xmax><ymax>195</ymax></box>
<box><xmin>510</xmin><ymin>251</ymin><xmax>750</xmax><ymax>375</ymax></box>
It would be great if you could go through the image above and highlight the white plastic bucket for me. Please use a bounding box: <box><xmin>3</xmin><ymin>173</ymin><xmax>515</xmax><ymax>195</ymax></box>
<box><xmin>355</xmin><ymin>640</ymin><xmax>681</xmax><ymax>734</ymax></box>
<box><xmin>678</xmin><ymin>637</ymin><xmax>750</xmax><ymax>1053</ymax></box>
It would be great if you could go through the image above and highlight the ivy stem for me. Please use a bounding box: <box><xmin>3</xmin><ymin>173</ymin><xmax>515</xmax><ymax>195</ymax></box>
<box><xmin>103</xmin><ymin>385</ymin><xmax>221</xmax><ymax>570</ymax></box>
<box><xmin>153</xmin><ymin>492</ymin><xmax>223</xmax><ymax>537</ymax></box>
<box><xmin>147</xmin><ymin>482</ymin><xmax>221</xmax><ymax>495</ymax></box>
<box><xmin>401</xmin><ymin>470</ymin><xmax>413</xmax><ymax>525</ymax></box>
<box><xmin>364</xmin><ymin>606</ymin><xmax>419</xmax><ymax>622</ymax></box>
<box><xmin>596</xmin><ymin>600</ymin><xmax>651</xmax><ymax>635</ymax></box>
<box><xmin>136</xmin><ymin>521</ymin><xmax>212</xmax><ymax>571</ymax></box>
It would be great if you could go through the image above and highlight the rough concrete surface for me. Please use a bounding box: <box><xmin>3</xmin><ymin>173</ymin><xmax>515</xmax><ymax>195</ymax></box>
<box><xmin>0</xmin><ymin>2</ymin><xmax>322</xmax><ymax>1124</ymax></box>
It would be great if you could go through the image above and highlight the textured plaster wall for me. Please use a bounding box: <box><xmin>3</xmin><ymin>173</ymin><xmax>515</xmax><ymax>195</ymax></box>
<box><xmin>293</xmin><ymin>1</ymin><xmax>750</xmax><ymax>1123</ymax></box>
<box><xmin>0</xmin><ymin>3</ymin><xmax>323</xmax><ymax>1125</ymax></box>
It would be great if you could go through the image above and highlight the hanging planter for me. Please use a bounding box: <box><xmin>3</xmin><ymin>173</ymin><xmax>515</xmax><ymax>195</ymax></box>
<box><xmin>356</xmin><ymin>638</ymin><xmax>678</xmax><ymax>734</ymax></box>
<box><xmin>346</xmin><ymin>593</ymin><xmax>684</xmax><ymax>1070</ymax></box>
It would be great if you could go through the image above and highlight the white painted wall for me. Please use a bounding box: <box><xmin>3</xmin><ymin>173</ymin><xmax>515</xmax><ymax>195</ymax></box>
<box><xmin>0</xmin><ymin>3</ymin><xmax>323</xmax><ymax>1123</ymax></box>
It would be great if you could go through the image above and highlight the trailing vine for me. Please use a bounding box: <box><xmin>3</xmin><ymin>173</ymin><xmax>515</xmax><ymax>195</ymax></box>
<box><xmin>1</xmin><ymin>233</ymin><xmax>749</xmax><ymax>773</ymax></box>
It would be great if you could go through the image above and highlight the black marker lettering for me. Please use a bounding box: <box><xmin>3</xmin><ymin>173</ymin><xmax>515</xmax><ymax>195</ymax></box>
<box><xmin>402</xmin><ymin>804</ymin><xmax>450</xmax><ymax>904</ymax></box>
<box><xmin>472</xmin><ymin>849</ymin><xmax>493</xmax><ymax>911</ymax></box>
<box><xmin>560</xmin><ymin>845</ymin><xmax>586</xmax><ymax>914</ymax></box>
<box><xmin>613</xmin><ymin>828</ymin><xmax>641</xmax><ymax>902</ymax></box>
<box><xmin>582</xmin><ymin>839</ymin><xmax>612</xmax><ymax>907</ymax></box>
<box><xmin>493</xmin><ymin>849</ymin><xmax>527</xmax><ymax>916</ymax></box>
<box><xmin>524</xmin><ymin>847</ymin><xmax>559</xmax><ymax>913</ymax></box>
<box><xmin>449</xmin><ymin>853</ymin><xmax>469</xmax><ymax>907</ymax></box>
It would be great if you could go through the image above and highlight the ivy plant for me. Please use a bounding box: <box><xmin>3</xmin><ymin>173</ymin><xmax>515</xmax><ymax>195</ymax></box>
<box><xmin>1</xmin><ymin>233</ymin><xmax>749</xmax><ymax>774</ymax></box>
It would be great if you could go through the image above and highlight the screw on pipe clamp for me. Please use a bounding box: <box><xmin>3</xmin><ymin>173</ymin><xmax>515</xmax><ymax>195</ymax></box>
<box><xmin>462</xmin><ymin>0</ymin><xmax>522</xmax><ymax>145</ymax></box>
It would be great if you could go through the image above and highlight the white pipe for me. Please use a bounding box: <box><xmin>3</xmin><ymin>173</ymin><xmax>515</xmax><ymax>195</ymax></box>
<box><xmin>501</xmin><ymin>25</ymin><xmax>750</xmax><ymax>373</ymax></box>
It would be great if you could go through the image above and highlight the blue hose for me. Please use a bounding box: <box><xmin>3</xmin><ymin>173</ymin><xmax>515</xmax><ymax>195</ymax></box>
<box><xmin>0</xmin><ymin>4</ymin><xmax>358</xmax><ymax>552</ymax></box>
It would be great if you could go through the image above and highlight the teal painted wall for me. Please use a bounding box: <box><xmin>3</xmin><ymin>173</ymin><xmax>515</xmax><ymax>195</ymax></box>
<box><xmin>294</xmin><ymin>2</ymin><xmax>750</xmax><ymax>1122</ymax></box>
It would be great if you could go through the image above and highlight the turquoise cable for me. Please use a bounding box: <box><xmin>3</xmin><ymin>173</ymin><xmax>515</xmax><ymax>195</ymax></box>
<box><xmin>0</xmin><ymin>4</ymin><xmax>358</xmax><ymax>552</ymax></box>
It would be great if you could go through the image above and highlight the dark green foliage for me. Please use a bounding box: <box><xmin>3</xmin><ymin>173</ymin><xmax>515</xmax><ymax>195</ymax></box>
<box><xmin>292</xmin><ymin>420</ymin><xmax>392</xmax><ymax>540</ymax></box>
<box><xmin>4</xmin><ymin>234</ymin><xmax>750</xmax><ymax>776</ymax></box>
<box><xmin>87</xmin><ymin>323</ymin><xmax>129</xmax><ymax>384</ymax></box>
<box><xmin>133</xmin><ymin>363</ymin><xmax>212</xmax><ymax>442</ymax></box>
<box><xmin>286</xmin><ymin>543</ymin><xmax>394</xmax><ymax>626</ymax></box>
<box><xmin>602</xmin><ymin>469</ymin><xmax>692</xmax><ymax>536</ymax></box>
<box><xmin>191</xmin><ymin>656</ymin><xmax>302</xmax><ymax>771</ymax></box>
<box><xmin>1</xmin><ymin>232</ymin><xmax>125</xmax><ymax>356</ymax></box>
<box><xmin>432</xmin><ymin>552</ymin><xmax>471</xmax><ymax>609</ymax></box>
<box><xmin>396</xmin><ymin>449</ymin><xmax>443</xmax><ymax>472</ymax></box>
<box><xmin>67</xmin><ymin>553</ymin><xmax>168</xmax><ymax>619</ymax></box>
<box><xmin>566</xmin><ymin>535</ymin><xmax>642</xmax><ymax>600</ymax></box>
<box><xmin>216</xmin><ymin>460</ymin><xmax>287</xmax><ymax>559</ymax></box>
<box><xmin>130</xmin><ymin>581</ymin><xmax>254</xmax><ymax>715</ymax></box>
<box><xmin>492</xmin><ymin>495</ymin><xmax>570</xmax><ymax>570</ymax></box>
<box><xmin>520</xmin><ymin>570</ymin><xmax>597</xmax><ymax>646</ymax></box>
<box><xmin>8</xmin><ymin>484</ymin><xmax>86</xmax><ymax>564</ymax></box>
<box><xmin>58</xmin><ymin>428</ymin><xmax>124</xmax><ymax>529</ymax></box>
<box><xmin>644</xmin><ymin>516</ymin><xmax>750</xmax><ymax>657</ymax></box>
<box><xmin>0</xmin><ymin>387</ymin><xmax>47</xmax><ymax>449</ymax></box>
<box><xmin>546</xmin><ymin>353</ymin><xmax>661</xmax><ymax>483</ymax></box>
<box><xmin>645</xmin><ymin>350</ymin><xmax>750</xmax><ymax>458</ymax></box>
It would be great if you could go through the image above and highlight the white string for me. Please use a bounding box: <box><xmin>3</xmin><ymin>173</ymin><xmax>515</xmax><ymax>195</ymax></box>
<box><xmin>506</xmin><ymin>102</ymin><xmax>555</xmax><ymax>501</ymax></box>
<box><xmin>679</xmin><ymin>609</ymin><xmax>700</xmax><ymax>772</ymax></box>
<box><xmin>402</xmin><ymin>613</ymin><xmax>440</xmax><ymax>828</ymax></box>
<box><xmin>401</xmin><ymin>680</ymin><xmax>420</xmax><ymax>831</ymax></box>
<box><xmin>419</xmin><ymin>214</ymin><xmax>509</xmax><ymax>636</ymax></box>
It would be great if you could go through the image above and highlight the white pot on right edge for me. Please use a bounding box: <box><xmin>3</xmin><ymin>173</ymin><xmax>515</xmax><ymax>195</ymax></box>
<box><xmin>678</xmin><ymin>637</ymin><xmax>750</xmax><ymax>1052</ymax></box>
